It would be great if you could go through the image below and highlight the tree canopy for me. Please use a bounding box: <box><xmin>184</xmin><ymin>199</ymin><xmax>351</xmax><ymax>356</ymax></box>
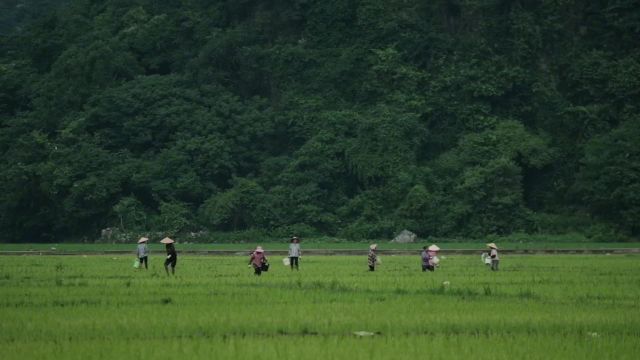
<box><xmin>1</xmin><ymin>0</ymin><xmax>639</xmax><ymax>242</ymax></box>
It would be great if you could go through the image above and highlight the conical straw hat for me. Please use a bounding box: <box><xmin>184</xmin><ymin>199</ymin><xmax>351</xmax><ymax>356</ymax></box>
<box><xmin>486</xmin><ymin>243</ymin><xmax>498</xmax><ymax>249</ymax></box>
<box><xmin>428</xmin><ymin>244</ymin><xmax>440</xmax><ymax>251</ymax></box>
<box><xmin>160</xmin><ymin>237</ymin><xmax>175</xmax><ymax>244</ymax></box>
<box><xmin>138</xmin><ymin>237</ymin><xmax>149</xmax><ymax>243</ymax></box>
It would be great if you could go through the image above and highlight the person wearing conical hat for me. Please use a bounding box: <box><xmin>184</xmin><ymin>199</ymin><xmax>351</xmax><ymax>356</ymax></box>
<box><xmin>161</xmin><ymin>237</ymin><xmax>177</xmax><ymax>275</ymax></box>
<box><xmin>421</xmin><ymin>244</ymin><xmax>440</xmax><ymax>272</ymax></box>
<box><xmin>248</xmin><ymin>246</ymin><xmax>268</xmax><ymax>276</ymax></box>
<box><xmin>288</xmin><ymin>236</ymin><xmax>301</xmax><ymax>271</ymax></box>
<box><xmin>368</xmin><ymin>244</ymin><xmax>378</xmax><ymax>272</ymax></box>
<box><xmin>136</xmin><ymin>237</ymin><xmax>149</xmax><ymax>270</ymax></box>
<box><xmin>486</xmin><ymin>243</ymin><xmax>499</xmax><ymax>271</ymax></box>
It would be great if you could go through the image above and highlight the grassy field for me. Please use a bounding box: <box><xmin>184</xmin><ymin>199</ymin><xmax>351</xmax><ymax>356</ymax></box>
<box><xmin>1</xmin><ymin>241</ymin><xmax>639</xmax><ymax>252</ymax></box>
<box><xmin>1</xmin><ymin>254</ymin><xmax>639</xmax><ymax>359</ymax></box>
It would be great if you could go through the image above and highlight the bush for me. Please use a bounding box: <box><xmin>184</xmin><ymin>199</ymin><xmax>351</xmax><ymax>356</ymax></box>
<box><xmin>529</xmin><ymin>212</ymin><xmax>594</xmax><ymax>234</ymax></box>
<box><xmin>270</xmin><ymin>223</ymin><xmax>320</xmax><ymax>239</ymax></box>
<box><xmin>486</xmin><ymin>232</ymin><xmax>588</xmax><ymax>244</ymax></box>
<box><xmin>204</xmin><ymin>229</ymin><xmax>270</xmax><ymax>243</ymax></box>
<box><xmin>585</xmin><ymin>224</ymin><xmax>630</xmax><ymax>242</ymax></box>
<box><xmin>339</xmin><ymin>219</ymin><xmax>397</xmax><ymax>241</ymax></box>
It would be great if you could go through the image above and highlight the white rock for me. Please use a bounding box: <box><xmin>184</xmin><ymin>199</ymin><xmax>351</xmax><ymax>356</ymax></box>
<box><xmin>353</xmin><ymin>331</ymin><xmax>376</xmax><ymax>337</ymax></box>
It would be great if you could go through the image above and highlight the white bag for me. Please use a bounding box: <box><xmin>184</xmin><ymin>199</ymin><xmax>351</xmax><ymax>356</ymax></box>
<box><xmin>282</xmin><ymin>257</ymin><xmax>290</xmax><ymax>266</ymax></box>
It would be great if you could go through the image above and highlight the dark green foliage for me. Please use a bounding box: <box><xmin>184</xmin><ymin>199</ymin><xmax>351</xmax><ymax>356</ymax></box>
<box><xmin>576</xmin><ymin>120</ymin><xmax>640</xmax><ymax>237</ymax></box>
<box><xmin>199</xmin><ymin>177</ymin><xmax>264</xmax><ymax>231</ymax></box>
<box><xmin>1</xmin><ymin>0</ymin><xmax>639</xmax><ymax>242</ymax></box>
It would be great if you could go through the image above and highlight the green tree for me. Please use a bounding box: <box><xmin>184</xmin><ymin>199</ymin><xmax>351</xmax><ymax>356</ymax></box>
<box><xmin>154</xmin><ymin>200</ymin><xmax>192</xmax><ymax>236</ymax></box>
<box><xmin>199</xmin><ymin>178</ymin><xmax>264</xmax><ymax>231</ymax></box>
<box><xmin>113</xmin><ymin>196</ymin><xmax>147</xmax><ymax>231</ymax></box>
<box><xmin>576</xmin><ymin>120</ymin><xmax>640</xmax><ymax>236</ymax></box>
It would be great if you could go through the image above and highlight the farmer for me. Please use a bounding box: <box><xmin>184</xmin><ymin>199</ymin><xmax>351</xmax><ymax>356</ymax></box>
<box><xmin>421</xmin><ymin>244</ymin><xmax>440</xmax><ymax>272</ymax></box>
<box><xmin>161</xmin><ymin>237</ymin><xmax>177</xmax><ymax>275</ymax></box>
<box><xmin>136</xmin><ymin>237</ymin><xmax>149</xmax><ymax>270</ymax></box>
<box><xmin>288</xmin><ymin>236</ymin><xmax>301</xmax><ymax>271</ymax></box>
<box><xmin>368</xmin><ymin>244</ymin><xmax>378</xmax><ymax>271</ymax></box>
<box><xmin>487</xmin><ymin>243</ymin><xmax>499</xmax><ymax>271</ymax></box>
<box><xmin>249</xmin><ymin>246</ymin><xmax>268</xmax><ymax>276</ymax></box>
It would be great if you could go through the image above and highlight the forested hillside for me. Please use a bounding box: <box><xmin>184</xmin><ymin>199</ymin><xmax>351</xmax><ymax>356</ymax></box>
<box><xmin>1</xmin><ymin>0</ymin><xmax>639</xmax><ymax>242</ymax></box>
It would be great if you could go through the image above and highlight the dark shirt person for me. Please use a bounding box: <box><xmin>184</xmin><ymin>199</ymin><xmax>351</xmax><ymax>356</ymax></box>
<box><xmin>161</xmin><ymin>237</ymin><xmax>177</xmax><ymax>275</ymax></box>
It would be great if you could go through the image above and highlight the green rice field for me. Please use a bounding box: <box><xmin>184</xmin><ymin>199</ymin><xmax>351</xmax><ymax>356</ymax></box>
<box><xmin>1</xmin><ymin>254</ymin><xmax>639</xmax><ymax>359</ymax></box>
<box><xmin>2</xmin><ymin>241</ymin><xmax>639</xmax><ymax>252</ymax></box>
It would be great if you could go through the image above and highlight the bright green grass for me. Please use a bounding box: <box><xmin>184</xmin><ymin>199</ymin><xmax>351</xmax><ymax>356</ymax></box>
<box><xmin>1</xmin><ymin>255</ymin><xmax>639</xmax><ymax>359</ymax></box>
<box><xmin>1</xmin><ymin>241</ymin><xmax>639</xmax><ymax>252</ymax></box>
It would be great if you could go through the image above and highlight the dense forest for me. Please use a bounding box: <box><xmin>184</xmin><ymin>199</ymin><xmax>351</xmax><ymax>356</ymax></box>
<box><xmin>1</xmin><ymin>0</ymin><xmax>639</xmax><ymax>242</ymax></box>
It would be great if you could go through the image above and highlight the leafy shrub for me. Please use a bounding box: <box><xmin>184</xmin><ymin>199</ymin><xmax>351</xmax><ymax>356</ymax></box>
<box><xmin>339</xmin><ymin>219</ymin><xmax>397</xmax><ymax>240</ymax></box>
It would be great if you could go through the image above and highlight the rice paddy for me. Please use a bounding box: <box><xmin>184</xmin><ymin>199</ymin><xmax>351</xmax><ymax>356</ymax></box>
<box><xmin>2</xmin><ymin>241</ymin><xmax>639</xmax><ymax>252</ymax></box>
<box><xmin>1</xmin><ymin>254</ymin><xmax>639</xmax><ymax>359</ymax></box>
